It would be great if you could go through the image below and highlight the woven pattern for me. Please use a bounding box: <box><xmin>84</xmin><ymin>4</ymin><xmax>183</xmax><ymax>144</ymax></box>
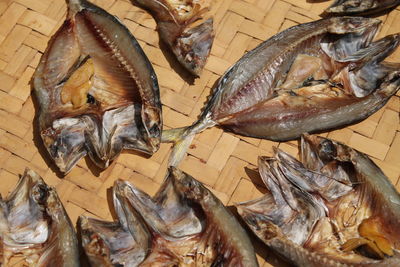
<box><xmin>0</xmin><ymin>0</ymin><xmax>399</xmax><ymax>266</ymax></box>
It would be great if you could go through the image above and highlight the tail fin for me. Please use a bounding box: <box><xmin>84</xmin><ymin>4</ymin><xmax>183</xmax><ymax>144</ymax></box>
<box><xmin>162</xmin><ymin>127</ymin><xmax>196</xmax><ymax>167</ymax></box>
<box><xmin>162</xmin><ymin>117</ymin><xmax>215</xmax><ymax>167</ymax></box>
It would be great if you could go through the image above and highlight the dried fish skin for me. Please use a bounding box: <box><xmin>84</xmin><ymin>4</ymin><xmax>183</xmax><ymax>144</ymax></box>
<box><xmin>0</xmin><ymin>169</ymin><xmax>79</xmax><ymax>266</ymax></box>
<box><xmin>33</xmin><ymin>0</ymin><xmax>162</xmax><ymax>174</ymax></box>
<box><xmin>134</xmin><ymin>0</ymin><xmax>214</xmax><ymax>76</ymax></box>
<box><xmin>80</xmin><ymin>168</ymin><xmax>259</xmax><ymax>266</ymax></box>
<box><xmin>325</xmin><ymin>0</ymin><xmax>400</xmax><ymax>16</ymax></box>
<box><xmin>237</xmin><ymin>135</ymin><xmax>400</xmax><ymax>266</ymax></box>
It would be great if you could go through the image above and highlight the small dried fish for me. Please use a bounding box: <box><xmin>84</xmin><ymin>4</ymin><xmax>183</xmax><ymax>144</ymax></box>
<box><xmin>0</xmin><ymin>169</ymin><xmax>79</xmax><ymax>266</ymax></box>
<box><xmin>325</xmin><ymin>0</ymin><xmax>400</xmax><ymax>16</ymax></box>
<box><xmin>162</xmin><ymin>17</ymin><xmax>400</xmax><ymax>166</ymax></box>
<box><xmin>134</xmin><ymin>0</ymin><xmax>214</xmax><ymax>76</ymax></box>
<box><xmin>237</xmin><ymin>134</ymin><xmax>400</xmax><ymax>266</ymax></box>
<box><xmin>33</xmin><ymin>0</ymin><xmax>162</xmax><ymax>174</ymax></box>
<box><xmin>80</xmin><ymin>168</ymin><xmax>258</xmax><ymax>266</ymax></box>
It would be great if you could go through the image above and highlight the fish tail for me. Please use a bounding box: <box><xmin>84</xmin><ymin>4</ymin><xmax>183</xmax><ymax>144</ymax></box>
<box><xmin>162</xmin><ymin>126</ymin><xmax>195</xmax><ymax>167</ymax></box>
<box><xmin>162</xmin><ymin>116</ymin><xmax>214</xmax><ymax>166</ymax></box>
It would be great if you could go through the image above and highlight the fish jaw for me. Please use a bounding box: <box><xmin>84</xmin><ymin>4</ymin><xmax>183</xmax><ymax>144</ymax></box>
<box><xmin>325</xmin><ymin>0</ymin><xmax>400</xmax><ymax>15</ymax></box>
<box><xmin>81</xmin><ymin>168</ymin><xmax>259</xmax><ymax>266</ymax></box>
<box><xmin>33</xmin><ymin>0</ymin><xmax>162</xmax><ymax>174</ymax></box>
<box><xmin>1</xmin><ymin>169</ymin><xmax>79</xmax><ymax>266</ymax></box>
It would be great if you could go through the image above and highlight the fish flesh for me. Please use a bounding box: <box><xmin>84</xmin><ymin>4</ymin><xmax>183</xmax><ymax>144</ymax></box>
<box><xmin>237</xmin><ymin>134</ymin><xmax>400</xmax><ymax>266</ymax></box>
<box><xmin>0</xmin><ymin>169</ymin><xmax>79</xmax><ymax>266</ymax></box>
<box><xmin>325</xmin><ymin>0</ymin><xmax>400</xmax><ymax>16</ymax></box>
<box><xmin>80</xmin><ymin>167</ymin><xmax>258</xmax><ymax>266</ymax></box>
<box><xmin>162</xmin><ymin>17</ymin><xmax>400</xmax><ymax>166</ymax></box>
<box><xmin>33</xmin><ymin>0</ymin><xmax>162</xmax><ymax>174</ymax></box>
<box><xmin>134</xmin><ymin>0</ymin><xmax>214</xmax><ymax>76</ymax></box>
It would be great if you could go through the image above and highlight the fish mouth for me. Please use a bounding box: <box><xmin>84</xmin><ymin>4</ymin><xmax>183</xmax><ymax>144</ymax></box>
<box><xmin>237</xmin><ymin>134</ymin><xmax>400</xmax><ymax>265</ymax></box>
<box><xmin>33</xmin><ymin>0</ymin><xmax>162</xmax><ymax>174</ymax></box>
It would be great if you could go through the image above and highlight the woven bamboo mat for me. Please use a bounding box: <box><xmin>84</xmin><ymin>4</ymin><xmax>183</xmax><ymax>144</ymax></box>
<box><xmin>0</xmin><ymin>0</ymin><xmax>399</xmax><ymax>266</ymax></box>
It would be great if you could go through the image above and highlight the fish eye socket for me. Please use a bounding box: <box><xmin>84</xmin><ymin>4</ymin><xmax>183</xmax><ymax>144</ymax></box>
<box><xmin>87</xmin><ymin>94</ymin><xmax>96</xmax><ymax>104</ymax></box>
<box><xmin>32</xmin><ymin>184</ymin><xmax>49</xmax><ymax>204</ymax></box>
<box><xmin>318</xmin><ymin>140</ymin><xmax>337</xmax><ymax>161</ymax></box>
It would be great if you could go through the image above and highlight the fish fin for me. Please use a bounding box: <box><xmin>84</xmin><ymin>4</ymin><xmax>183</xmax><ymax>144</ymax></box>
<box><xmin>162</xmin><ymin>115</ymin><xmax>214</xmax><ymax>166</ymax></box>
<box><xmin>162</xmin><ymin>127</ymin><xmax>195</xmax><ymax>167</ymax></box>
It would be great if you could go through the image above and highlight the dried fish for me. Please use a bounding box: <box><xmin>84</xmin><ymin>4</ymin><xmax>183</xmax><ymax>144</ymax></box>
<box><xmin>80</xmin><ymin>168</ymin><xmax>258</xmax><ymax>266</ymax></box>
<box><xmin>325</xmin><ymin>0</ymin><xmax>400</xmax><ymax>16</ymax></box>
<box><xmin>0</xmin><ymin>169</ymin><xmax>79</xmax><ymax>266</ymax></box>
<box><xmin>237</xmin><ymin>134</ymin><xmax>400</xmax><ymax>266</ymax></box>
<box><xmin>134</xmin><ymin>0</ymin><xmax>214</xmax><ymax>76</ymax></box>
<box><xmin>162</xmin><ymin>17</ymin><xmax>400</xmax><ymax>166</ymax></box>
<box><xmin>33</xmin><ymin>0</ymin><xmax>162</xmax><ymax>174</ymax></box>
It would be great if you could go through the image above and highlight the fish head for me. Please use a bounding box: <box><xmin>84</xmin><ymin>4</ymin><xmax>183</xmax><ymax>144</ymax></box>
<box><xmin>172</xmin><ymin>18</ymin><xmax>214</xmax><ymax>76</ymax></box>
<box><xmin>80</xmin><ymin>181</ymin><xmax>150</xmax><ymax>266</ymax></box>
<box><xmin>82</xmin><ymin>169</ymin><xmax>258</xmax><ymax>266</ymax></box>
<box><xmin>239</xmin><ymin>135</ymin><xmax>400</xmax><ymax>265</ymax></box>
<box><xmin>347</xmin><ymin>33</ymin><xmax>400</xmax><ymax>97</ymax></box>
<box><xmin>323</xmin><ymin>17</ymin><xmax>381</xmax><ymax>62</ymax></box>
<box><xmin>2</xmin><ymin>169</ymin><xmax>51</xmax><ymax>252</ymax></box>
<box><xmin>169</xmin><ymin>167</ymin><xmax>209</xmax><ymax>202</ymax></box>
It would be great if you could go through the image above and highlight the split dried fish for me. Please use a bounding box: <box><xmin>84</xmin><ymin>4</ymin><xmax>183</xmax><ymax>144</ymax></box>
<box><xmin>325</xmin><ymin>0</ymin><xmax>400</xmax><ymax>16</ymax></box>
<box><xmin>33</xmin><ymin>0</ymin><xmax>162</xmax><ymax>174</ymax></box>
<box><xmin>134</xmin><ymin>0</ymin><xmax>214</xmax><ymax>76</ymax></box>
<box><xmin>162</xmin><ymin>17</ymin><xmax>400</xmax><ymax>166</ymax></box>
<box><xmin>237</xmin><ymin>134</ymin><xmax>400</xmax><ymax>266</ymax></box>
<box><xmin>80</xmin><ymin>168</ymin><xmax>258</xmax><ymax>266</ymax></box>
<box><xmin>0</xmin><ymin>169</ymin><xmax>79</xmax><ymax>266</ymax></box>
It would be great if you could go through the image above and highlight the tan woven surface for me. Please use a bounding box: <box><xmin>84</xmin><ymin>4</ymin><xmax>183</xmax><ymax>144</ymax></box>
<box><xmin>0</xmin><ymin>0</ymin><xmax>399</xmax><ymax>265</ymax></box>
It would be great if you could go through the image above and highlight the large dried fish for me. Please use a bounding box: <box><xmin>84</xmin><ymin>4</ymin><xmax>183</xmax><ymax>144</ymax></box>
<box><xmin>325</xmin><ymin>0</ymin><xmax>400</xmax><ymax>16</ymax></box>
<box><xmin>80</xmin><ymin>168</ymin><xmax>258</xmax><ymax>266</ymax></box>
<box><xmin>33</xmin><ymin>0</ymin><xmax>162</xmax><ymax>174</ymax></box>
<box><xmin>162</xmin><ymin>17</ymin><xmax>400</xmax><ymax>166</ymax></box>
<box><xmin>134</xmin><ymin>0</ymin><xmax>214</xmax><ymax>76</ymax></box>
<box><xmin>237</xmin><ymin>134</ymin><xmax>400</xmax><ymax>266</ymax></box>
<box><xmin>0</xmin><ymin>169</ymin><xmax>79</xmax><ymax>266</ymax></box>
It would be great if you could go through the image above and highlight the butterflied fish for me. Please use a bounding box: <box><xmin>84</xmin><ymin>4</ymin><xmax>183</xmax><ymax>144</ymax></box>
<box><xmin>237</xmin><ymin>134</ymin><xmax>400</xmax><ymax>266</ymax></box>
<box><xmin>0</xmin><ymin>169</ymin><xmax>79</xmax><ymax>266</ymax></box>
<box><xmin>134</xmin><ymin>0</ymin><xmax>214</xmax><ymax>76</ymax></box>
<box><xmin>162</xmin><ymin>17</ymin><xmax>400</xmax><ymax>166</ymax></box>
<box><xmin>325</xmin><ymin>0</ymin><xmax>400</xmax><ymax>16</ymax></box>
<box><xmin>80</xmin><ymin>167</ymin><xmax>258</xmax><ymax>266</ymax></box>
<box><xmin>33</xmin><ymin>0</ymin><xmax>162</xmax><ymax>174</ymax></box>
